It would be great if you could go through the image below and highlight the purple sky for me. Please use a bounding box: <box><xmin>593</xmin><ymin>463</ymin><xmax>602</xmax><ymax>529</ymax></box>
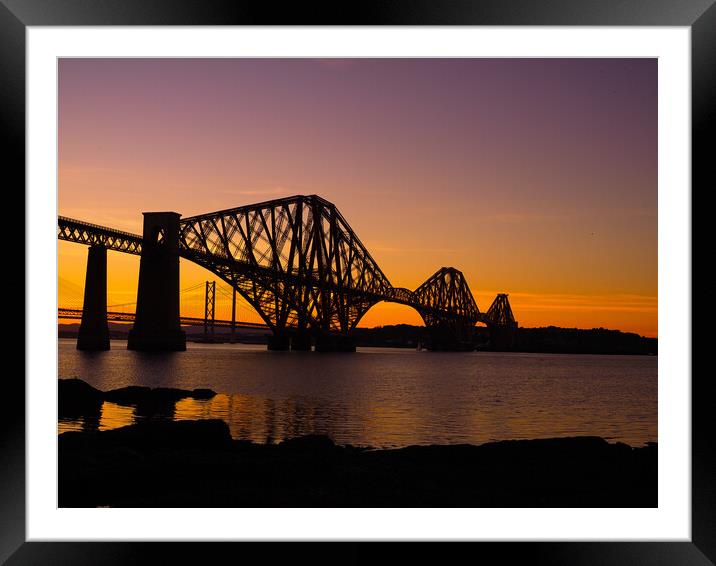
<box><xmin>58</xmin><ymin>58</ymin><xmax>657</xmax><ymax>335</ymax></box>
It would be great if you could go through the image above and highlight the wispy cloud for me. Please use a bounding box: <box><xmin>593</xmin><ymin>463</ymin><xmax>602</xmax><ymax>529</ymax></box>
<box><xmin>367</xmin><ymin>243</ymin><xmax>458</xmax><ymax>254</ymax></box>
<box><xmin>484</xmin><ymin>212</ymin><xmax>567</xmax><ymax>224</ymax></box>
<box><xmin>58</xmin><ymin>208</ymin><xmax>142</xmax><ymax>232</ymax></box>
<box><xmin>215</xmin><ymin>186</ymin><xmax>295</xmax><ymax>197</ymax></box>
<box><xmin>495</xmin><ymin>291</ymin><xmax>658</xmax><ymax>313</ymax></box>
<box><xmin>235</xmin><ymin>187</ymin><xmax>288</xmax><ymax>196</ymax></box>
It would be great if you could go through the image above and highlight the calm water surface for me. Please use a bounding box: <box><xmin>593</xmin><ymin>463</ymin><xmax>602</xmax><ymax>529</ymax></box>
<box><xmin>58</xmin><ymin>339</ymin><xmax>657</xmax><ymax>447</ymax></box>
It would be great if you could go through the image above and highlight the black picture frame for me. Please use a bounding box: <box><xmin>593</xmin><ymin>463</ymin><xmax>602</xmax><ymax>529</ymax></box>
<box><xmin>4</xmin><ymin>1</ymin><xmax>712</xmax><ymax>563</ymax></box>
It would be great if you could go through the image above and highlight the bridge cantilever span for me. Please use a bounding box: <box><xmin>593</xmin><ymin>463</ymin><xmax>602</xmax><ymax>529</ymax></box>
<box><xmin>58</xmin><ymin>194</ymin><xmax>517</xmax><ymax>351</ymax></box>
<box><xmin>178</xmin><ymin>194</ymin><xmax>394</xmax><ymax>349</ymax></box>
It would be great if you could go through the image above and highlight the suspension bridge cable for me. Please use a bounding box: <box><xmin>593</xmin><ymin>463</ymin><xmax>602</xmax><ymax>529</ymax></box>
<box><xmin>107</xmin><ymin>301</ymin><xmax>137</xmax><ymax>308</ymax></box>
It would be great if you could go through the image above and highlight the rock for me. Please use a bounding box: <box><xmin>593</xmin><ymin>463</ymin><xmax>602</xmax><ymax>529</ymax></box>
<box><xmin>60</xmin><ymin>379</ymin><xmax>218</xmax><ymax>413</ymax></box>
<box><xmin>58</xmin><ymin>429</ymin><xmax>100</xmax><ymax>451</ymax></box>
<box><xmin>279</xmin><ymin>434</ymin><xmax>336</xmax><ymax>453</ymax></box>
<box><xmin>58</xmin><ymin>378</ymin><xmax>104</xmax><ymax>418</ymax></box>
<box><xmin>104</xmin><ymin>386</ymin><xmax>216</xmax><ymax>406</ymax></box>
<box><xmin>58</xmin><ymin>432</ymin><xmax>658</xmax><ymax>508</ymax></box>
<box><xmin>93</xmin><ymin>419</ymin><xmax>233</xmax><ymax>452</ymax></box>
<box><xmin>153</xmin><ymin>387</ymin><xmax>195</xmax><ymax>402</ymax></box>
<box><xmin>191</xmin><ymin>388</ymin><xmax>217</xmax><ymax>400</ymax></box>
<box><xmin>102</xmin><ymin>386</ymin><xmax>217</xmax><ymax>416</ymax></box>
<box><xmin>104</xmin><ymin>386</ymin><xmax>152</xmax><ymax>406</ymax></box>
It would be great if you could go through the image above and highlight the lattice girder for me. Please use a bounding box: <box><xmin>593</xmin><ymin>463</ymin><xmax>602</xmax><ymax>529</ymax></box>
<box><xmin>412</xmin><ymin>267</ymin><xmax>480</xmax><ymax>323</ymax></box>
<box><xmin>58</xmin><ymin>197</ymin><xmax>504</xmax><ymax>344</ymax></box>
<box><xmin>484</xmin><ymin>293</ymin><xmax>517</xmax><ymax>327</ymax></box>
<box><xmin>179</xmin><ymin>195</ymin><xmax>393</xmax><ymax>334</ymax></box>
<box><xmin>58</xmin><ymin>216</ymin><xmax>143</xmax><ymax>255</ymax></box>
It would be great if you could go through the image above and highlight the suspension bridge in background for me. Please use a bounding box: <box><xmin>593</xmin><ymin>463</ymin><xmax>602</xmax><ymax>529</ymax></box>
<box><xmin>58</xmin><ymin>279</ymin><xmax>269</xmax><ymax>333</ymax></box>
<box><xmin>58</xmin><ymin>194</ymin><xmax>517</xmax><ymax>352</ymax></box>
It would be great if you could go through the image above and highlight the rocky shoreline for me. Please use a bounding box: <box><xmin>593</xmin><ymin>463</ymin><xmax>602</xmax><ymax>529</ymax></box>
<box><xmin>59</xmin><ymin>378</ymin><xmax>217</xmax><ymax>420</ymax></box>
<box><xmin>58</xmin><ymin>380</ymin><xmax>657</xmax><ymax>507</ymax></box>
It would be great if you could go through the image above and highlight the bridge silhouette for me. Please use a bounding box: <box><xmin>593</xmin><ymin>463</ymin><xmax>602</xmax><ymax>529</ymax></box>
<box><xmin>58</xmin><ymin>194</ymin><xmax>517</xmax><ymax>352</ymax></box>
<box><xmin>57</xmin><ymin>280</ymin><xmax>269</xmax><ymax>332</ymax></box>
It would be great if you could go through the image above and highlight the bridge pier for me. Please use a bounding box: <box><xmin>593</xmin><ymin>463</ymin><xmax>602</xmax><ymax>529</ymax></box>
<box><xmin>127</xmin><ymin>212</ymin><xmax>186</xmax><ymax>352</ymax></box>
<box><xmin>77</xmin><ymin>245</ymin><xmax>110</xmax><ymax>351</ymax></box>
<box><xmin>290</xmin><ymin>333</ymin><xmax>312</xmax><ymax>351</ymax></box>
<box><xmin>315</xmin><ymin>334</ymin><xmax>355</xmax><ymax>353</ymax></box>
<box><xmin>267</xmin><ymin>333</ymin><xmax>290</xmax><ymax>351</ymax></box>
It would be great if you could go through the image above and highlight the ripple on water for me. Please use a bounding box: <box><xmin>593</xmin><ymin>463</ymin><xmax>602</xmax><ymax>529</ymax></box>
<box><xmin>58</xmin><ymin>339</ymin><xmax>658</xmax><ymax>447</ymax></box>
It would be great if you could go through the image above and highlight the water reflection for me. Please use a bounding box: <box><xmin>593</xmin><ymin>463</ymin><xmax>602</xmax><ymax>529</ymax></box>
<box><xmin>57</xmin><ymin>384</ymin><xmax>657</xmax><ymax>448</ymax></box>
<box><xmin>171</xmin><ymin>395</ymin><xmax>354</xmax><ymax>445</ymax></box>
<box><xmin>58</xmin><ymin>395</ymin><xmax>358</xmax><ymax>445</ymax></box>
<box><xmin>59</xmin><ymin>401</ymin><xmax>136</xmax><ymax>434</ymax></box>
<box><xmin>58</xmin><ymin>340</ymin><xmax>658</xmax><ymax>447</ymax></box>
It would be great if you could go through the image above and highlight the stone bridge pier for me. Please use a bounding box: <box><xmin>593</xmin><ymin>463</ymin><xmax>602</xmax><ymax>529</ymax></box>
<box><xmin>127</xmin><ymin>212</ymin><xmax>186</xmax><ymax>351</ymax></box>
<box><xmin>76</xmin><ymin>245</ymin><xmax>110</xmax><ymax>351</ymax></box>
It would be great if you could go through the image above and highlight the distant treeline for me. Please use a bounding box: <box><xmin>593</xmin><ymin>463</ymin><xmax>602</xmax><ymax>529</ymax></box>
<box><xmin>510</xmin><ymin>326</ymin><xmax>657</xmax><ymax>355</ymax></box>
<box><xmin>59</xmin><ymin>322</ymin><xmax>657</xmax><ymax>355</ymax></box>
<box><xmin>353</xmin><ymin>324</ymin><xmax>657</xmax><ymax>355</ymax></box>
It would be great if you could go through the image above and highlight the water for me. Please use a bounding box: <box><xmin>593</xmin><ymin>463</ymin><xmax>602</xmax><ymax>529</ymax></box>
<box><xmin>58</xmin><ymin>338</ymin><xmax>657</xmax><ymax>448</ymax></box>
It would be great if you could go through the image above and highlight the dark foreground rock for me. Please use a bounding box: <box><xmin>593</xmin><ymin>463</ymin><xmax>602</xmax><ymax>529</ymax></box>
<box><xmin>58</xmin><ymin>378</ymin><xmax>105</xmax><ymax>418</ymax></box>
<box><xmin>59</xmin><ymin>419</ymin><xmax>657</xmax><ymax>508</ymax></box>
<box><xmin>58</xmin><ymin>379</ymin><xmax>217</xmax><ymax>418</ymax></box>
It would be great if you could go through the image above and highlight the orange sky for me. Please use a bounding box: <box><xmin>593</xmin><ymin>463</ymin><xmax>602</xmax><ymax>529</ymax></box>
<box><xmin>58</xmin><ymin>58</ymin><xmax>657</xmax><ymax>337</ymax></box>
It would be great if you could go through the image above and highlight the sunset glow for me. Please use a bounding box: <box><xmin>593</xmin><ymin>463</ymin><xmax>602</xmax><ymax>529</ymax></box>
<box><xmin>58</xmin><ymin>58</ymin><xmax>657</xmax><ymax>337</ymax></box>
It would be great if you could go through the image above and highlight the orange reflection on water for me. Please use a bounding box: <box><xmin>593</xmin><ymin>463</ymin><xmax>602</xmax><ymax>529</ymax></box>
<box><xmin>57</xmin><ymin>419</ymin><xmax>84</xmax><ymax>434</ymax></box>
<box><xmin>174</xmin><ymin>394</ymin><xmax>354</xmax><ymax>445</ymax></box>
<box><xmin>57</xmin><ymin>348</ymin><xmax>657</xmax><ymax>447</ymax></box>
<box><xmin>58</xmin><ymin>401</ymin><xmax>136</xmax><ymax>435</ymax></box>
<box><xmin>99</xmin><ymin>401</ymin><xmax>135</xmax><ymax>431</ymax></box>
<box><xmin>175</xmin><ymin>394</ymin><xmax>267</xmax><ymax>443</ymax></box>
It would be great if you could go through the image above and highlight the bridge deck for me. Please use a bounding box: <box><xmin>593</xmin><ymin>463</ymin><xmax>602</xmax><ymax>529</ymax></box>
<box><xmin>57</xmin><ymin>308</ymin><xmax>269</xmax><ymax>330</ymax></box>
<box><xmin>58</xmin><ymin>204</ymin><xmax>516</xmax><ymax>333</ymax></box>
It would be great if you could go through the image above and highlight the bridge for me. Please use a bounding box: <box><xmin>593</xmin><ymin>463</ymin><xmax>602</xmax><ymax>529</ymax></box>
<box><xmin>58</xmin><ymin>308</ymin><xmax>268</xmax><ymax>331</ymax></box>
<box><xmin>58</xmin><ymin>194</ymin><xmax>517</xmax><ymax>352</ymax></box>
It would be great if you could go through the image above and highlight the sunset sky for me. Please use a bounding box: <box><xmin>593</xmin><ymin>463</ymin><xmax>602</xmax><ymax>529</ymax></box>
<box><xmin>58</xmin><ymin>58</ymin><xmax>657</xmax><ymax>337</ymax></box>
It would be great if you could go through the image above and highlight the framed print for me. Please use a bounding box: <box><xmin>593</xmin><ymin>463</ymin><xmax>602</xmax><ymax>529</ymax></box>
<box><xmin>5</xmin><ymin>0</ymin><xmax>712</xmax><ymax>564</ymax></box>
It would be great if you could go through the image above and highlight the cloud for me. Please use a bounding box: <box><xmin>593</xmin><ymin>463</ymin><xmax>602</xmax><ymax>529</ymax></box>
<box><xmin>217</xmin><ymin>187</ymin><xmax>295</xmax><ymax>197</ymax></box>
<box><xmin>367</xmin><ymin>243</ymin><xmax>458</xmax><ymax>254</ymax></box>
<box><xmin>235</xmin><ymin>187</ymin><xmax>288</xmax><ymax>196</ymax></box>
<box><xmin>492</xmin><ymin>291</ymin><xmax>658</xmax><ymax>313</ymax></box>
<box><xmin>58</xmin><ymin>208</ymin><xmax>142</xmax><ymax>232</ymax></box>
<box><xmin>485</xmin><ymin>212</ymin><xmax>566</xmax><ymax>224</ymax></box>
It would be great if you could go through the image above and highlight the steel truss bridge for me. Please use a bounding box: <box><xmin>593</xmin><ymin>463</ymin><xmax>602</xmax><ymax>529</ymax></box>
<box><xmin>58</xmin><ymin>194</ymin><xmax>516</xmax><ymax>351</ymax></box>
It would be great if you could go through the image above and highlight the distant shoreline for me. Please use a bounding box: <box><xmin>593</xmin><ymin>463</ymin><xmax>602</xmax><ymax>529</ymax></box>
<box><xmin>59</xmin><ymin>322</ymin><xmax>657</xmax><ymax>356</ymax></box>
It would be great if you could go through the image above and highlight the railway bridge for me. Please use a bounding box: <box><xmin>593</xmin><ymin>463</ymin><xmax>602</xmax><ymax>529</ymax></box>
<box><xmin>58</xmin><ymin>195</ymin><xmax>517</xmax><ymax>351</ymax></box>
